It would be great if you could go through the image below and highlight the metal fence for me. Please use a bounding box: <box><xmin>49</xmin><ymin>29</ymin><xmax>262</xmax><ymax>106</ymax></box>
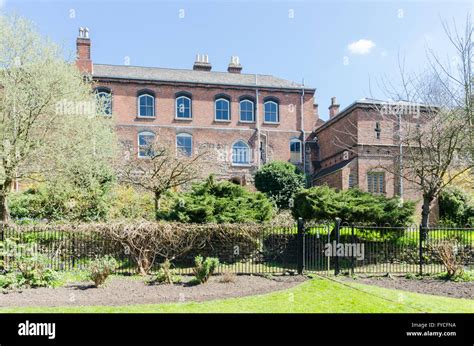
<box><xmin>1</xmin><ymin>221</ymin><xmax>472</xmax><ymax>276</ymax></box>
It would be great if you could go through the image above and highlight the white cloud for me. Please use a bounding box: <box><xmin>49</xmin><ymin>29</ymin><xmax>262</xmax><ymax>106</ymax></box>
<box><xmin>0</xmin><ymin>0</ymin><xmax>5</xmax><ymax>9</ymax></box>
<box><xmin>348</xmin><ymin>39</ymin><xmax>376</xmax><ymax>55</ymax></box>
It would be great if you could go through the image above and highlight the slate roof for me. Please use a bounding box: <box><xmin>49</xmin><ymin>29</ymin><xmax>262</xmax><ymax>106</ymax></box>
<box><xmin>313</xmin><ymin>158</ymin><xmax>354</xmax><ymax>179</ymax></box>
<box><xmin>93</xmin><ymin>64</ymin><xmax>313</xmax><ymax>91</ymax></box>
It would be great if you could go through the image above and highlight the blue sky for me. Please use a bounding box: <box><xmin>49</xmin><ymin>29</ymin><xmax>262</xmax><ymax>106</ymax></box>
<box><xmin>1</xmin><ymin>0</ymin><xmax>472</xmax><ymax>120</ymax></box>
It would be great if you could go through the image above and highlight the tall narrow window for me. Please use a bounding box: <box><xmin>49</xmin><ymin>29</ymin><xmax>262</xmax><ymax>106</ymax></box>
<box><xmin>176</xmin><ymin>133</ymin><xmax>193</xmax><ymax>156</ymax></box>
<box><xmin>95</xmin><ymin>88</ymin><xmax>112</xmax><ymax>116</ymax></box>
<box><xmin>138</xmin><ymin>131</ymin><xmax>156</xmax><ymax>158</ymax></box>
<box><xmin>290</xmin><ymin>139</ymin><xmax>302</xmax><ymax>163</ymax></box>
<box><xmin>348</xmin><ymin>173</ymin><xmax>355</xmax><ymax>188</ymax></box>
<box><xmin>176</xmin><ymin>95</ymin><xmax>192</xmax><ymax>119</ymax></box>
<box><xmin>375</xmin><ymin>122</ymin><xmax>381</xmax><ymax>139</ymax></box>
<box><xmin>367</xmin><ymin>172</ymin><xmax>385</xmax><ymax>194</ymax></box>
<box><xmin>240</xmin><ymin>99</ymin><xmax>254</xmax><ymax>122</ymax></box>
<box><xmin>138</xmin><ymin>93</ymin><xmax>155</xmax><ymax>117</ymax></box>
<box><xmin>215</xmin><ymin>98</ymin><xmax>230</xmax><ymax>121</ymax></box>
<box><xmin>232</xmin><ymin>140</ymin><xmax>250</xmax><ymax>165</ymax></box>
<box><xmin>264</xmin><ymin>100</ymin><xmax>279</xmax><ymax>123</ymax></box>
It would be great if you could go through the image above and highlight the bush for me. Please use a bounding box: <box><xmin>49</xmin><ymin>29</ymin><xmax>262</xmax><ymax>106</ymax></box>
<box><xmin>436</xmin><ymin>240</ymin><xmax>464</xmax><ymax>278</ymax></box>
<box><xmin>292</xmin><ymin>186</ymin><xmax>415</xmax><ymax>225</ymax></box>
<box><xmin>108</xmin><ymin>185</ymin><xmax>155</xmax><ymax>220</ymax></box>
<box><xmin>158</xmin><ymin>176</ymin><xmax>274</xmax><ymax>223</ymax></box>
<box><xmin>254</xmin><ymin>161</ymin><xmax>306</xmax><ymax>209</ymax></box>
<box><xmin>439</xmin><ymin>186</ymin><xmax>474</xmax><ymax>226</ymax></box>
<box><xmin>193</xmin><ymin>256</ymin><xmax>219</xmax><ymax>284</ymax></box>
<box><xmin>0</xmin><ymin>238</ymin><xmax>59</xmax><ymax>290</ymax></box>
<box><xmin>89</xmin><ymin>255</ymin><xmax>117</xmax><ymax>287</ymax></box>
<box><xmin>219</xmin><ymin>271</ymin><xmax>237</xmax><ymax>283</ymax></box>
<box><xmin>153</xmin><ymin>259</ymin><xmax>182</xmax><ymax>284</ymax></box>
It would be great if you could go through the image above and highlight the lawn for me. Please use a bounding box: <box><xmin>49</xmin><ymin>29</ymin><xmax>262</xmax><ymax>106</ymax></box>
<box><xmin>0</xmin><ymin>277</ymin><xmax>472</xmax><ymax>313</ymax></box>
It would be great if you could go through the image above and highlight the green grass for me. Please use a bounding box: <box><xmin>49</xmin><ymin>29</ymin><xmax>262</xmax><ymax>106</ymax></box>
<box><xmin>1</xmin><ymin>277</ymin><xmax>472</xmax><ymax>313</ymax></box>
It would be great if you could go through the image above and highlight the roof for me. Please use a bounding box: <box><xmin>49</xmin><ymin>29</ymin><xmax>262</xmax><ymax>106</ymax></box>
<box><xmin>315</xmin><ymin>98</ymin><xmax>436</xmax><ymax>133</ymax></box>
<box><xmin>93</xmin><ymin>64</ymin><xmax>314</xmax><ymax>91</ymax></box>
<box><xmin>313</xmin><ymin>158</ymin><xmax>354</xmax><ymax>180</ymax></box>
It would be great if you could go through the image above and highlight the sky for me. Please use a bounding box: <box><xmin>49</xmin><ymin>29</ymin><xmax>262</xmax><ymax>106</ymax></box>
<box><xmin>0</xmin><ymin>0</ymin><xmax>472</xmax><ymax>120</ymax></box>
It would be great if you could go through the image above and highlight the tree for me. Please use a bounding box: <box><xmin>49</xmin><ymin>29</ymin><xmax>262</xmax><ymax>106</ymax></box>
<box><xmin>118</xmin><ymin>140</ymin><xmax>207</xmax><ymax>220</ymax></box>
<box><xmin>158</xmin><ymin>175</ymin><xmax>274</xmax><ymax>223</ymax></box>
<box><xmin>292</xmin><ymin>185</ymin><xmax>415</xmax><ymax>225</ymax></box>
<box><xmin>254</xmin><ymin>161</ymin><xmax>305</xmax><ymax>209</ymax></box>
<box><xmin>0</xmin><ymin>14</ymin><xmax>116</xmax><ymax>222</ymax></box>
<box><xmin>439</xmin><ymin>186</ymin><xmax>474</xmax><ymax>225</ymax></box>
<box><xmin>330</xmin><ymin>15</ymin><xmax>473</xmax><ymax>227</ymax></box>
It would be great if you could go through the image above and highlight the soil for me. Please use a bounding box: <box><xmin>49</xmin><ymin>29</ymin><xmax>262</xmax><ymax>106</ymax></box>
<box><xmin>341</xmin><ymin>276</ymin><xmax>473</xmax><ymax>300</ymax></box>
<box><xmin>0</xmin><ymin>274</ymin><xmax>307</xmax><ymax>308</ymax></box>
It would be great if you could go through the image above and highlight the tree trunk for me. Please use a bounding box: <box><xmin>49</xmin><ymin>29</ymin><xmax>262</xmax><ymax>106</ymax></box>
<box><xmin>0</xmin><ymin>185</ymin><xmax>10</xmax><ymax>224</ymax></box>
<box><xmin>421</xmin><ymin>195</ymin><xmax>432</xmax><ymax>229</ymax></box>
<box><xmin>154</xmin><ymin>191</ymin><xmax>161</xmax><ymax>221</ymax></box>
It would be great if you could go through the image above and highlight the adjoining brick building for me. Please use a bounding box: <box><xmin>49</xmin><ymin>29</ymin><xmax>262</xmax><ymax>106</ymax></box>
<box><xmin>310</xmin><ymin>97</ymin><xmax>438</xmax><ymax>223</ymax></box>
<box><xmin>76</xmin><ymin>28</ymin><xmax>318</xmax><ymax>184</ymax></box>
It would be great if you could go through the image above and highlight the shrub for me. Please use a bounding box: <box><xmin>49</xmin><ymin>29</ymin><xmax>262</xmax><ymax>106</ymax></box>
<box><xmin>158</xmin><ymin>176</ymin><xmax>274</xmax><ymax>223</ymax></box>
<box><xmin>108</xmin><ymin>185</ymin><xmax>155</xmax><ymax>220</ymax></box>
<box><xmin>89</xmin><ymin>255</ymin><xmax>117</xmax><ymax>287</ymax></box>
<box><xmin>153</xmin><ymin>259</ymin><xmax>182</xmax><ymax>284</ymax></box>
<box><xmin>254</xmin><ymin>161</ymin><xmax>306</xmax><ymax>209</ymax></box>
<box><xmin>219</xmin><ymin>271</ymin><xmax>236</xmax><ymax>283</ymax></box>
<box><xmin>292</xmin><ymin>186</ymin><xmax>415</xmax><ymax>225</ymax></box>
<box><xmin>439</xmin><ymin>186</ymin><xmax>474</xmax><ymax>226</ymax></box>
<box><xmin>0</xmin><ymin>239</ymin><xmax>59</xmax><ymax>289</ymax></box>
<box><xmin>193</xmin><ymin>256</ymin><xmax>219</xmax><ymax>284</ymax></box>
<box><xmin>436</xmin><ymin>240</ymin><xmax>464</xmax><ymax>278</ymax></box>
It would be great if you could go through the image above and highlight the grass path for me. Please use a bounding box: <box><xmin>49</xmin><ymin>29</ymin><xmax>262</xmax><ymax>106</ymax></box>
<box><xmin>0</xmin><ymin>277</ymin><xmax>472</xmax><ymax>313</ymax></box>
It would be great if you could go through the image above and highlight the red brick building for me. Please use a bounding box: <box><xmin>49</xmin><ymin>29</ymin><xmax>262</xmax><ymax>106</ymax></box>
<box><xmin>311</xmin><ymin>97</ymin><xmax>437</xmax><ymax>222</ymax></box>
<box><xmin>76</xmin><ymin>28</ymin><xmax>318</xmax><ymax>184</ymax></box>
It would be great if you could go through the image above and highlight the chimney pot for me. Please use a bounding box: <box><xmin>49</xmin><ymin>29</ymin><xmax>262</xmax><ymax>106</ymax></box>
<box><xmin>193</xmin><ymin>53</ymin><xmax>212</xmax><ymax>71</ymax></box>
<box><xmin>228</xmin><ymin>55</ymin><xmax>243</xmax><ymax>74</ymax></box>
<box><xmin>328</xmin><ymin>96</ymin><xmax>340</xmax><ymax>119</ymax></box>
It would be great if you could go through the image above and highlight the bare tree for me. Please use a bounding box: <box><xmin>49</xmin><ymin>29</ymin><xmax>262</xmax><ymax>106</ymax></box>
<box><xmin>328</xmin><ymin>15</ymin><xmax>473</xmax><ymax>227</ymax></box>
<box><xmin>118</xmin><ymin>140</ymin><xmax>208</xmax><ymax>220</ymax></box>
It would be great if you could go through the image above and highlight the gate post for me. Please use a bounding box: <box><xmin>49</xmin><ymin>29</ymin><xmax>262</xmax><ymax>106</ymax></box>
<box><xmin>334</xmin><ymin>218</ymin><xmax>341</xmax><ymax>276</ymax></box>
<box><xmin>419</xmin><ymin>224</ymin><xmax>423</xmax><ymax>276</ymax></box>
<box><xmin>297</xmin><ymin>217</ymin><xmax>305</xmax><ymax>275</ymax></box>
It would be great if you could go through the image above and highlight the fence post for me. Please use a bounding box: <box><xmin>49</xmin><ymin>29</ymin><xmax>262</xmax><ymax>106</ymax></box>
<box><xmin>334</xmin><ymin>218</ymin><xmax>341</xmax><ymax>276</ymax></box>
<box><xmin>0</xmin><ymin>222</ymin><xmax>4</xmax><ymax>271</ymax></box>
<box><xmin>419</xmin><ymin>224</ymin><xmax>423</xmax><ymax>276</ymax></box>
<box><xmin>297</xmin><ymin>217</ymin><xmax>305</xmax><ymax>275</ymax></box>
<box><xmin>351</xmin><ymin>224</ymin><xmax>355</xmax><ymax>276</ymax></box>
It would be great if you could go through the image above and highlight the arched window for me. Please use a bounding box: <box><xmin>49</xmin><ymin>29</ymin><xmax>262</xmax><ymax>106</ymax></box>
<box><xmin>232</xmin><ymin>140</ymin><xmax>250</xmax><ymax>165</ymax></box>
<box><xmin>137</xmin><ymin>131</ymin><xmax>156</xmax><ymax>158</ymax></box>
<box><xmin>176</xmin><ymin>94</ymin><xmax>192</xmax><ymax>119</ymax></box>
<box><xmin>176</xmin><ymin>133</ymin><xmax>193</xmax><ymax>157</ymax></box>
<box><xmin>215</xmin><ymin>98</ymin><xmax>230</xmax><ymax>121</ymax></box>
<box><xmin>290</xmin><ymin>138</ymin><xmax>302</xmax><ymax>163</ymax></box>
<box><xmin>239</xmin><ymin>99</ymin><xmax>254</xmax><ymax>122</ymax></box>
<box><xmin>138</xmin><ymin>93</ymin><xmax>155</xmax><ymax>117</ymax></box>
<box><xmin>264</xmin><ymin>100</ymin><xmax>279</xmax><ymax>123</ymax></box>
<box><xmin>95</xmin><ymin>87</ymin><xmax>112</xmax><ymax>116</ymax></box>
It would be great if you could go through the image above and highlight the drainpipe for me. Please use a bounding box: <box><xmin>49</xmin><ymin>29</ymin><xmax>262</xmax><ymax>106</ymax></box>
<box><xmin>255</xmin><ymin>74</ymin><xmax>261</xmax><ymax>168</ymax></box>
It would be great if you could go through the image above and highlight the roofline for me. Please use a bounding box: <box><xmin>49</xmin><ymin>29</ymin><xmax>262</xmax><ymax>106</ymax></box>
<box><xmin>313</xmin><ymin>158</ymin><xmax>354</xmax><ymax>180</ymax></box>
<box><xmin>314</xmin><ymin>99</ymin><xmax>438</xmax><ymax>133</ymax></box>
<box><xmin>92</xmin><ymin>64</ymin><xmax>316</xmax><ymax>92</ymax></box>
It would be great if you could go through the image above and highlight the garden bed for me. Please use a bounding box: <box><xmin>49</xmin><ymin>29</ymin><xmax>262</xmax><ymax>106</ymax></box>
<box><xmin>340</xmin><ymin>275</ymin><xmax>473</xmax><ymax>299</ymax></box>
<box><xmin>0</xmin><ymin>274</ymin><xmax>306</xmax><ymax>308</ymax></box>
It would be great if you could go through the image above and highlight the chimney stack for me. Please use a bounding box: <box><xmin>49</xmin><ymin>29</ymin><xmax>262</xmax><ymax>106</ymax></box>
<box><xmin>193</xmin><ymin>54</ymin><xmax>212</xmax><ymax>71</ymax></box>
<box><xmin>76</xmin><ymin>27</ymin><xmax>92</xmax><ymax>74</ymax></box>
<box><xmin>328</xmin><ymin>97</ymin><xmax>340</xmax><ymax>118</ymax></box>
<box><xmin>227</xmin><ymin>56</ymin><xmax>242</xmax><ymax>74</ymax></box>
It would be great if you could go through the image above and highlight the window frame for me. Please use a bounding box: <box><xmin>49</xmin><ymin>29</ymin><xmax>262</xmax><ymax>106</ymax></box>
<box><xmin>231</xmin><ymin>140</ymin><xmax>251</xmax><ymax>166</ymax></box>
<box><xmin>176</xmin><ymin>132</ymin><xmax>193</xmax><ymax>157</ymax></box>
<box><xmin>95</xmin><ymin>87</ymin><xmax>112</xmax><ymax>116</ymax></box>
<box><xmin>263</xmin><ymin>100</ymin><xmax>279</xmax><ymax>124</ymax></box>
<box><xmin>289</xmin><ymin>138</ymin><xmax>302</xmax><ymax>164</ymax></box>
<box><xmin>137</xmin><ymin>93</ymin><xmax>155</xmax><ymax>118</ymax></box>
<box><xmin>175</xmin><ymin>95</ymin><xmax>192</xmax><ymax>119</ymax></box>
<box><xmin>367</xmin><ymin>172</ymin><xmax>385</xmax><ymax>194</ymax></box>
<box><xmin>137</xmin><ymin>131</ymin><xmax>156</xmax><ymax>158</ymax></box>
<box><xmin>239</xmin><ymin>99</ymin><xmax>255</xmax><ymax>123</ymax></box>
<box><xmin>214</xmin><ymin>97</ymin><xmax>231</xmax><ymax>122</ymax></box>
